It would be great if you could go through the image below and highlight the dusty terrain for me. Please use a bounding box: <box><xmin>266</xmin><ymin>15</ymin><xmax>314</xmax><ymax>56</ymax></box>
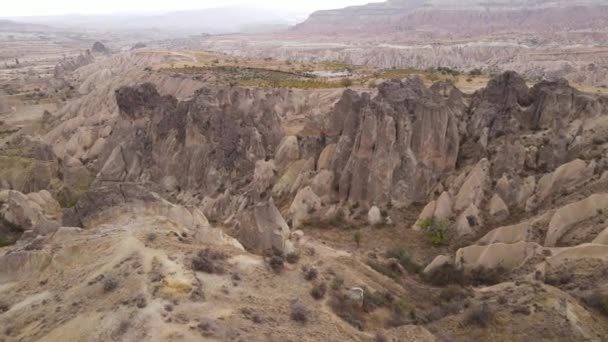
<box><xmin>1</xmin><ymin>7</ymin><xmax>608</xmax><ymax>341</ymax></box>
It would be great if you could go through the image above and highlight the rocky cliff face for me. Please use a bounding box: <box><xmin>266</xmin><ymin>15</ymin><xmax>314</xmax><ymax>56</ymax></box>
<box><xmin>3</xmin><ymin>65</ymin><xmax>608</xmax><ymax>340</ymax></box>
<box><xmin>36</xmin><ymin>70</ymin><xmax>608</xmax><ymax>224</ymax></box>
<box><xmin>103</xmin><ymin>83</ymin><xmax>283</xmax><ymax>198</ymax></box>
<box><xmin>326</xmin><ymin>78</ymin><xmax>460</xmax><ymax>207</ymax></box>
<box><xmin>36</xmin><ymin>69</ymin><xmax>601</xmax><ymax>244</ymax></box>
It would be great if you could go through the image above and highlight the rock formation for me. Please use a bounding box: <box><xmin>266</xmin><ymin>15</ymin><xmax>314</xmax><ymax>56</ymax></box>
<box><xmin>326</xmin><ymin>78</ymin><xmax>460</xmax><ymax>208</ymax></box>
<box><xmin>3</xmin><ymin>56</ymin><xmax>608</xmax><ymax>340</ymax></box>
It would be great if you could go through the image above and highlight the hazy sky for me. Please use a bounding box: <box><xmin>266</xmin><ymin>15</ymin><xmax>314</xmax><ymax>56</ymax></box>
<box><xmin>4</xmin><ymin>0</ymin><xmax>375</xmax><ymax>16</ymax></box>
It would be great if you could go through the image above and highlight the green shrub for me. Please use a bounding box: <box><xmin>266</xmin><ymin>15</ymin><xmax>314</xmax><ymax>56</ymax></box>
<box><xmin>385</xmin><ymin>247</ymin><xmax>421</xmax><ymax>274</ymax></box>
<box><xmin>418</xmin><ymin>217</ymin><xmax>448</xmax><ymax>245</ymax></box>
<box><xmin>438</xmin><ymin>285</ymin><xmax>466</xmax><ymax>302</ymax></box>
<box><xmin>340</xmin><ymin>78</ymin><xmax>353</xmax><ymax>88</ymax></box>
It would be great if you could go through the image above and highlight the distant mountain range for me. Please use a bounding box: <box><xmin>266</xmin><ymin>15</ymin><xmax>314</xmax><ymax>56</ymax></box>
<box><xmin>2</xmin><ymin>6</ymin><xmax>309</xmax><ymax>36</ymax></box>
<box><xmin>0</xmin><ymin>19</ymin><xmax>58</xmax><ymax>32</ymax></box>
<box><xmin>292</xmin><ymin>0</ymin><xmax>608</xmax><ymax>40</ymax></box>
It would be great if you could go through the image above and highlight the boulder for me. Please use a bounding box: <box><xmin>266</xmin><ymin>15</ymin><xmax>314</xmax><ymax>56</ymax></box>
<box><xmin>495</xmin><ymin>174</ymin><xmax>536</xmax><ymax>208</ymax></box>
<box><xmin>478</xmin><ymin>212</ymin><xmax>551</xmax><ymax>245</ymax></box>
<box><xmin>413</xmin><ymin>200</ymin><xmax>436</xmax><ymax>230</ymax></box>
<box><xmin>545</xmin><ymin>193</ymin><xmax>608</xmax><ymax>247</ymax></box>
<box><xmin>275</xmin><ymin>136</ymin><xmax>300</xmax><ymax>171</ymax></box>
<box><xmin>455</xmin><ymin>241</ymin><xmax>543</xmax><ymax>271</ymax></box>
<box><xmin>454</xmin><ymin>159</ymin><xmax>490</xmax><ymax>212</ymax></box>
<box><xmin>538</xmin><ymin>243</ymin><xmax>608</xmax><ymax>291</ymax></box>
<box><xmin>272</xmin><ymin>159</ymin><xmax>312</xmax><ymax>198</ymax></box>
<box><xmin>488</xmin><ymin>193</ymin><xmax>509</xmax><ymax>222</ymax></box>
<box><xmin>434</xmin><ymin>191</ymin><xmax>453</xmax><ymax>221</ymax></box>
<box><xmin>288</xmin><ymin>187</ymin><xmax>322</xmax><ymax>229</ymax></box>
<box><xmin>0</xmin><ymin>190</ymin><xmax>60</xmax><ymax>237</ymax></box>
<box><xmin>423</xmin><ymin>255</ymin><xmax>452</xmax><ymax>275</ymax></box>
<box><xmin>27</xmin><ymin>190</ymin><xmax>61</xmax><ymax>218</ymax></box>
<box><xmin>235</xmin><ymin>200</ymin><xmax>291</xmax><ymax>254</ymax></box>
<box><xmin>311</xmin><ymin>169</ymin><xmax>335</xmax><ymax>201</ymax></box>
<box><xmin>536</xmin><ymin>159</ymin><xmax>593</xmax><ymax>204</ymax></box>
<box><xmin>544</xmin><ymin>243</ymin><xmax>608</xmax><ymax>265</ymax></box>
<box><xmin>414</xmin><ymin>191</ymin><xmax>453</xmax><ymax>230</ymax></box>
<box><xmin>64</xmin><ymin>127</ymin><xmax>96</xmax><ymax>160</ymax></box>
<box><xmin>367</xmin><ymin>206</ymin><xmax>382</xmax><ymax>226</ymax></box>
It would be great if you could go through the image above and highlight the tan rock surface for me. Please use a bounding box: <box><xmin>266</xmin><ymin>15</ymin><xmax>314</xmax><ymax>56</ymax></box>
<box><xmin>455</xmin><ymin>241</ymin><xmax>543</xmax><ymax>271</ymax></box>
